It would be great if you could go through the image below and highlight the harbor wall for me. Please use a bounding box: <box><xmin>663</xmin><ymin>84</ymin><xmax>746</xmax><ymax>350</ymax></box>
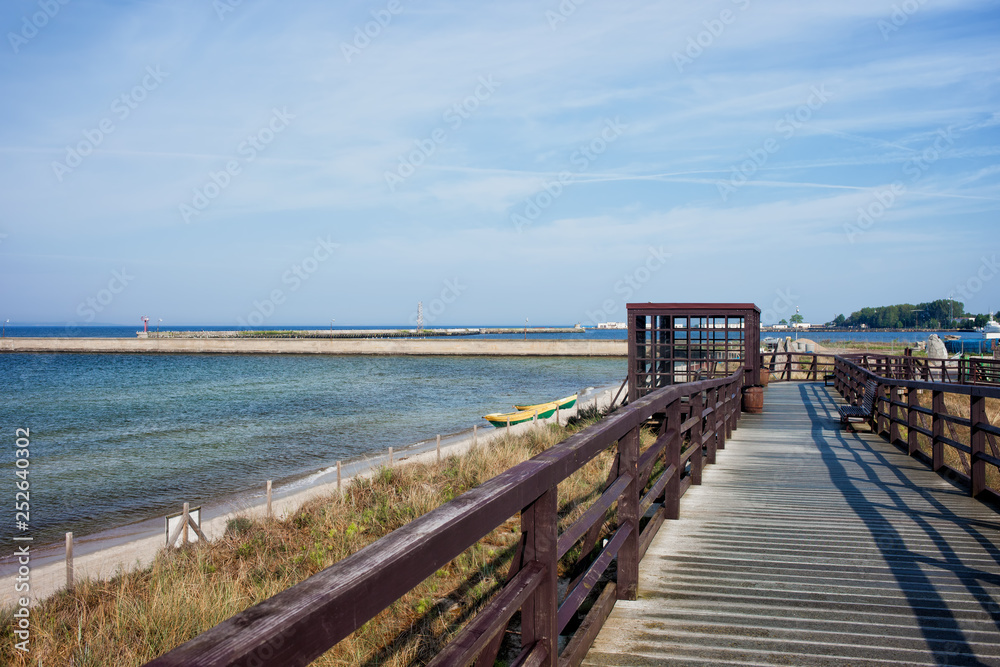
<box><xmin>0</xmin><ymin>337</ymin><xmax>627</xmax><ymax>356</ymax></box>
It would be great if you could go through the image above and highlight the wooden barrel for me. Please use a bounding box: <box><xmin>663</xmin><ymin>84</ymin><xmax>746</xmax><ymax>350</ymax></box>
<box><xmin>760</xmin><ymin>368</ymin><xmax>770</xmax><ymax>387</ymax></box>
<box><xmin>742</xmin><ymin>385</ymin><xmax>764</xmax><ymax>414</ymax></box>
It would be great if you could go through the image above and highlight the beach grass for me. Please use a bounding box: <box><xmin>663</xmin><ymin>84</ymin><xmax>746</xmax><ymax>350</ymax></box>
<box><xmin>1</xmin><ymin>407</ymin><xmax>639</xmax><ymax>666</ymax></box>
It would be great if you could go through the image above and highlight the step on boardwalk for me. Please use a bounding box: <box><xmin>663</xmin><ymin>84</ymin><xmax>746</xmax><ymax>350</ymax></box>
<box><xmin>585</xmin><ymin>382</ymin><xmax>1000</xmax><ymax>666</ymax></box>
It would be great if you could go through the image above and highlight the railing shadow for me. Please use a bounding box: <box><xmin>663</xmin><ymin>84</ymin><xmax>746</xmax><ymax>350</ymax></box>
<box><xmin>800</xmin><ymin>383</ymin><xmax>1000</xmax><ymax>666</ymax></box>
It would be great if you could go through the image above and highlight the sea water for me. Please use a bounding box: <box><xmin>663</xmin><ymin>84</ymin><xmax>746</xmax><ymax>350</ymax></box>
<box><xmin>0</xmin><ymin>353</ymin><xmax>624</xmax><ymax>546</ymax></box>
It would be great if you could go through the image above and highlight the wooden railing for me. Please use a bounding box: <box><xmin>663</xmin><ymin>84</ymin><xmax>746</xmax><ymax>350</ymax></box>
<box><xmin>834</xmin><ymin>356</ymin><xmax>1000</xmax><ymax>503</ymax></box>
<box><xmin>761</xmin><ymin>351</ymin><xmax>837</xmax><ymax>382</ymax></box>
<box><xmin>147</xmin><ymin>370</ymin><xmax>745</xmax><ymax>667</ymax></box>
<box><xmin>844</xmin><ymin>352</ymin><xmax>1000</xmax><ymax>386</ymax></box>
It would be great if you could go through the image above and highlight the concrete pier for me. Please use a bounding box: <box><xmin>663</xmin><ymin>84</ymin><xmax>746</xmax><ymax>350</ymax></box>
<box><xmin>0</xmin><ymin>337</ymin><xmax>626</xmax><ymax>356</ymax></box>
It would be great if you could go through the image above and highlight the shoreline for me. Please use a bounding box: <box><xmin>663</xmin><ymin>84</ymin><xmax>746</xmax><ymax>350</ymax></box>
<box><xmin>0</xmin><ymin>337</ymin><xmax>626</xmax><ymax>356</ymax></box>
<box><xmin>0</xmin><ymin>383</ymin><xmax>626</xmax><ymax>609</ymax></box>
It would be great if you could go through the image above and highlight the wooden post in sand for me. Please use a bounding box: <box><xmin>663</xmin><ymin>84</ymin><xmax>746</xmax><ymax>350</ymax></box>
<box><xmin>436</xmin><ymin>434</ymin><xmax>441</xmax><ymax>463</ymax></box>
<box><xmin>473</xmin><ymin>424</ymin><xmax>478</xmax><ymax>446</ymax></box>
<box><xmin>266</xmin><ymin>480</ymin><xmax>272</xmax><ymax>518</ymax></box>
<box><xmin>388</xmin><ymin>447</ymin><xmax>393</xmax><ymax>465</ymax></box>
<box><xmin>65</xmin><ymin>532</ymin><xmax>74</xmax><ymax>591</ymax></box>
<box><xmin>182</xmin><ymin>503</ymin><xmax>190</xmax><ymax>545</ymax></box>
<box><xmin>337</xmin><ymin>461</ymin><xmax>342</xmax><ymax>492</ymax></box>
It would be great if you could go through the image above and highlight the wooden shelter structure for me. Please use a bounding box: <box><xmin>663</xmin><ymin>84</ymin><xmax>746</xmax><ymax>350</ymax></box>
<box><xmin>627</xmin><ymin>302</ymin><xmax>761</xmax><ymax>401</ymax></box>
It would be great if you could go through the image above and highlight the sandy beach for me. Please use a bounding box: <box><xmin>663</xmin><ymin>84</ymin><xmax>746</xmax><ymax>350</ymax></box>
<box><xmin>0</xmin><ymin>383</ymin><xmax>625</xmax><ymax>609</ymax></box>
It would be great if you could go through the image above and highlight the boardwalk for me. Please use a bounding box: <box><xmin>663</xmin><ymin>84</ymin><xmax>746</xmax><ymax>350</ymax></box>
<box><xmin>585</xmin><ymin>382</ymin><xmax>1000</xmax><ymax>666</ymax></box>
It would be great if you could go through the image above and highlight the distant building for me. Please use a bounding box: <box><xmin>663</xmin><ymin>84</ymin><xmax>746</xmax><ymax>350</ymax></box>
<box><xmin>596</xmin><ymin>321</ymin><xmax>627</xmax><ymax>329</ymax></box>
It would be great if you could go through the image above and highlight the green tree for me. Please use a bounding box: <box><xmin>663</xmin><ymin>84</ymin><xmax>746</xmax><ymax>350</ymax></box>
<box><xmin>834</xmin><ymin>314</ymin><xmax>846</xmax><ymax>326</ymax></box>
<box><xmin>790</xmin><ymin>313</ymin><xmax>804</xmax><ymax>324</ymax></box>
<box><xmin>779</xmin><ymin>318</ymin><xmax>788</xmax><ymax>325</ymax></box>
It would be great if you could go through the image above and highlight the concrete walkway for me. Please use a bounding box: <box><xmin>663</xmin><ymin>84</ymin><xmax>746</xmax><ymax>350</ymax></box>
<box><xmin>585</xmin><ymin>382</ymin><xmax>1000</xmax><ymax>666</ymax></box>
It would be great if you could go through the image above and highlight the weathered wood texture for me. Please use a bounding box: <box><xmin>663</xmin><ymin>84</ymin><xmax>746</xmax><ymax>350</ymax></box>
<box><xmin>585</xmin><ymin>382</ymin><xmax>1000</xmax><ymax>666</ymax></box>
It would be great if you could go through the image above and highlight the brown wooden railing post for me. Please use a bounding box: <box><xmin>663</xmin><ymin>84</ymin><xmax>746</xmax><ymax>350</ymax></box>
<box><xmin>665</xmin><ymin>398</ymin><xmax>681</xmax><ymax>520</ymax></box>
<box><xmin>725</xmin><ymin>378</ymin><xmax>735</xmax><ymax>439</ymax></box>
<box><xmin>715</xmin><ymin>386</ymin><xmax>726</xmax><ymax>452</ymax></box>
<box><xmin>520</xmin><ymin>488</ymin><xmax>558</xmax><ymax>663</ymax></box>
<box><xmin>971</xmin><ymin>394</ymin><xmax>987</xmax><ymax>497</ymax></box>
<box><xmin>706</xmin><ymin>387</ymin><xmax>718</xmax><ymax>464</ymax></box>
<box><xmin>691</xmin><ymin>391</ymin><xmax>704</xmax><ymax>486</ymax></box>
<box><xmin>932</xmin><ymin>390</ymin><xmax>945</xmax><ymax>472</ymax></box>
<box><xmin>617</xmin><ymin>425</ymin><xmax>640</xmax><ymax>601</ymax></box>
<box><xmin>732</xmin><ymin>375</ymin><xmax>741</xmax><ymax>432</ymax></box>
<box><xmin>889</xmin><ymin>386</ymin><xmax>902</xmax><ymax>445</ymax></box>
<box><xmin>876</xmin><ymin>385</ymin><xmax>889</xmax><ymax>436</ymax></box>
<box><xmin>907</xmin><ymin>387</ymin><xmax>920</xmax><ymax>456</ymax></box>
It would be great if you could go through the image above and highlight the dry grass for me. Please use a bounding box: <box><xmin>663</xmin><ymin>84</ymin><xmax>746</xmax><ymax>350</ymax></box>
<box><xmin>1</xmin><ymin>409</ymin><xmax>638</xmax><ymax>666</ymax></box>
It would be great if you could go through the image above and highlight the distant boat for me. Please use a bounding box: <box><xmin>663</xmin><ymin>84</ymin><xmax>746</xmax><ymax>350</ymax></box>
<box><xmin>514</xmin><ymin>394</ymin><xmax>578</xmax><ymax>413</ymax></box>
<box><xmin>982</xmin><ymin>313</ymin><xmax>1000</xmax><ymax>339</ymax></box>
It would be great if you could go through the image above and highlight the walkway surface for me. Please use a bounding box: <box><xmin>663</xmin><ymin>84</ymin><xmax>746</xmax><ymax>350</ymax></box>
<box><xmin>585</xmin><ymin>382</ymin><xmax>1000</xmax><ymax>666</ymax></box>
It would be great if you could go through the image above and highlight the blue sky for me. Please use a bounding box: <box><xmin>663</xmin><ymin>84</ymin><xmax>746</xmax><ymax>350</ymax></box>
<box><xmin>1</xmin><ymin>0</ymin><xmax>998</xmax><ymax>327</ymax></box>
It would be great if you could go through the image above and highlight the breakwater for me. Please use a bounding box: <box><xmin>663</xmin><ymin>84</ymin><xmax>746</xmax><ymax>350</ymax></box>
<box><xmin>141</xmin><ymin>327</ymin><xmax>584</xmax><ymax>339</ymax></box>
<box><xmin>0</xmin><ymin>337</ymin><xmax>626</xmax><ymax>356</ymax></box>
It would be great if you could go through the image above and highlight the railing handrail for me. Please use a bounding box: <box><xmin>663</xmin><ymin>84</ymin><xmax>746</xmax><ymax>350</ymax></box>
<box><xmin>837</xmin><ymin>357</ymin><xmax>1000</xmax><ymax>397</ymax></box>
<box><xmin>147</xmin><ymin>370</ymin><xmax>744</xmax><ymax>666</ymax></box>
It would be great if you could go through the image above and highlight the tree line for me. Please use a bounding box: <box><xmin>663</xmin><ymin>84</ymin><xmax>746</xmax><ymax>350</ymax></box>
<box><xmin>830</xmin><ymin>299</ymin><xmax>992</xmax><ymax>329</ymax></box>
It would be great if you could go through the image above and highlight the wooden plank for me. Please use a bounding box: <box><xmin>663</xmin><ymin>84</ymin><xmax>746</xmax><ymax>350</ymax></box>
<box><xmin>427</xmin><ymin>562</ymin><xmax>544</xmax><ymax>667</ymax></box>
<box><xmin>557</xmin><ymin>523</ymin><xmax>631</xmax><ymax>633</ymax></box>
<box><xmin>615</xmin><ymin>426</ymin><xmax>640</xmax><ymax>601</ymax></box>
<box><xmin>637</xmin><ymin>507</ymin><xmax>665</xmax><ymax>561</ymax></box>
<box><xmin>971</xmin><ymin>394</ymin><xmax>987</xmax><ymax>497</ymax></box>
<box><xmin>521</xmin><ymin>489</ymin><xmax>558</xmax><ymax>663</ymax></box>
<box><xmin>558</xmin><ymin>583</ymin><xmax>616</xmax><ymax>667</ymax></box>
<box><xmin>556</xmin><ymin>474</ymin><xmax>630</xmax><ymax>560</ymax></box>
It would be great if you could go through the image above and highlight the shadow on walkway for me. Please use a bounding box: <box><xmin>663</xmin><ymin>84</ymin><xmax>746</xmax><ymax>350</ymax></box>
<box><xmin>801</xmin><ymin>383</ymin><xmax>1000</xmax><ymax>667</ymax></box>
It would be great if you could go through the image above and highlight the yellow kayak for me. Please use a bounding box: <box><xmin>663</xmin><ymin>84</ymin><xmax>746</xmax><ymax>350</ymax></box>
<box><xmin>484</xmin><ymin>408</ymin><xmax>549</xmax><ymax>428</ymax></box>
<box><xmin>514</xmin><ymin>393</ymin><xmax>578</xmax><ymax>412</ymax></box>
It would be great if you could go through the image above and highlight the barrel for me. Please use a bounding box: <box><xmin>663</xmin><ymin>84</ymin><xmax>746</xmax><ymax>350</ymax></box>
<box><xmin>760</xmin><ymin>368</ymin><xmax>770</xmax><ymax>387</ymax></box>
<box><xmin>742</xmin><ymin>385</ymin><xmax>764</xmax><ymax>414</ymax></box>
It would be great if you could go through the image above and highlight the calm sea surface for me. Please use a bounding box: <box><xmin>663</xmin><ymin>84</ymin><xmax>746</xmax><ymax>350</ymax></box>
<box><xmin>1</xmin><ymin>352</ymin><xmax>624</xmax><ymax>546</ymax></box>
